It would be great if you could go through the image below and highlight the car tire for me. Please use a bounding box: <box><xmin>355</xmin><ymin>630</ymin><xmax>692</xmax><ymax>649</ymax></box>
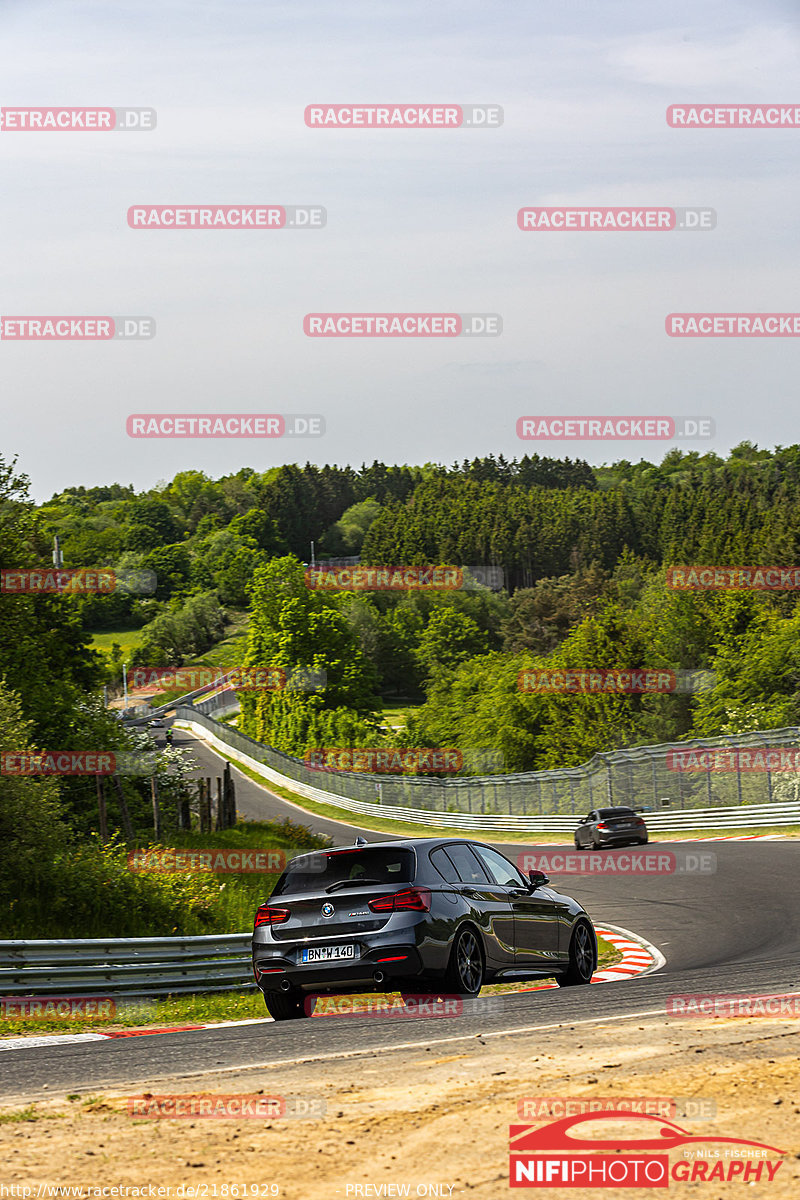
<box><xmin>574</xmin><ymin>836</ymin><xmax>585</xmax><ymax>851</ymax></box>
<box><xmin>444</xmin><ymin>926</ymin><xmax>485</xmax><ymax>997</ymax></box>
<box><xmin>556</xmin><ymin>920</ymin><xmax>596</xmax><ymax>987</ymax></box>
<box><xmin>262</xmin><ymin>990</ymin><xmax>309</xmax><ymax>1020</ymax></box>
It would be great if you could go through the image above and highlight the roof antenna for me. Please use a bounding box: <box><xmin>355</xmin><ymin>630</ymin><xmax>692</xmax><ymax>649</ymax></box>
<box><xmin>354</xmin><ymin>836</ymin><xmax>367</xmax><ymax>846</ymax></box>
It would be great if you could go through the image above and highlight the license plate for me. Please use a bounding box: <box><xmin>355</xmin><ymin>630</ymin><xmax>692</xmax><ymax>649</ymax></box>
<box><xmin>301</xmin><ymin>944</ymin><xmax>358</xmax><ymax>964</ymax></box>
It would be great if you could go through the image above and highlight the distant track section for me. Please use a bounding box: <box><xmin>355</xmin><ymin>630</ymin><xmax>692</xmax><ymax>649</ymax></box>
<box><xmin>175</xmin><ymin>713</ymin><xmax>800</xmax><ymax>832</ymax></box>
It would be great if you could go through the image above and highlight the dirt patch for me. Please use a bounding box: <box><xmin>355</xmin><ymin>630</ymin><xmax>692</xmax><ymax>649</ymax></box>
<box><xmin>1</xmin><ymin>1015</ymin><xmax>798</xmax><ymax>1197</ymax></box>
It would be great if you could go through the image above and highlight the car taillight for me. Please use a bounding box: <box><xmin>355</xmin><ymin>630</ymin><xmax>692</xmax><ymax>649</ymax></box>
<box><xmin>254</xmin><ymin>904</ymin><xmax>290</xmax><ymax>927</ymax></box>
<box><xmin>368</xmin><ymin>887</ymin><xmax>431</xmax><ymax>913</ymax></box>
<box><xmin>596</xmin><ymin>823</ymin><xmax>609</xmax><ymax>831</ymax></box>
<box><xmin>634</xmin><ymin>817</ymin><xmax>646</xmax><ymax>826</ymax></box>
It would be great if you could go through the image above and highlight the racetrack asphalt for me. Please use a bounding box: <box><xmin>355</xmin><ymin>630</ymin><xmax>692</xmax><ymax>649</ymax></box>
<box><xmin>2</xmin><ymin>724</ymin><xmax>797</xmax><ymax>1102</ymax></box>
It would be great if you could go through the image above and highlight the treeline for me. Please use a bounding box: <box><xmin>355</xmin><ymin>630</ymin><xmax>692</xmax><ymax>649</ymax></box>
<box><xmin>362</xmin><ymin>444</ymin><xmax>800</xmax><ymax>591</ymax></box>
<box><xmin>43</xmin><ymin>444</ymin><xmax>800</xmax><ymax>623</ymax></box>
<box><xmin>39</xmin><ymin>455</ymin><xmax>595</xmax><ymax>604</ymax></box>
<box><xmin>13</xmin><ymin>441</ymin><xmax>800</xmax><ymax>779</ymax></box>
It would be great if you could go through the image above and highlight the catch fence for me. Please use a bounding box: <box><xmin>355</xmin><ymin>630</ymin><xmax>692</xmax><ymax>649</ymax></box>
<box><xmin>175</xmin><ymin>705</ymin><xmax>800</xmax><ymax>822</ymax></box>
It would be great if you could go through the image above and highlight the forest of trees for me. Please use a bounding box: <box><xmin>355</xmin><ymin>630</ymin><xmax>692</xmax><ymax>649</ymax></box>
<box><xmin>5</xmin><ymin>441</ymin><xmax>800</xmax><ymax>813</ymax></box>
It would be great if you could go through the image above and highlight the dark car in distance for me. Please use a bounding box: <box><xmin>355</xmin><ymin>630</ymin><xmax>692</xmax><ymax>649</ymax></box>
<box><xmin>574</xmin><ymin>806</ymin><xmax>649</xmax><ymax>850</ymax></box>
<box><xmin>252</xmin><ymin>837</ymin><xmax>597</xmax><ymax>1020</ymax></box>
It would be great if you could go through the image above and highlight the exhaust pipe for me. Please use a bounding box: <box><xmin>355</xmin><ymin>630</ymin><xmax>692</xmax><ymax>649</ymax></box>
<box><xmin>373</xmin><ymin>970</ymin><xmax>385</xmax><ymax>984</ymax></box>
<box><xmin>280</xmin><ymin>978</ymin><xmax>292</xmax><ymax>992</ymax></box>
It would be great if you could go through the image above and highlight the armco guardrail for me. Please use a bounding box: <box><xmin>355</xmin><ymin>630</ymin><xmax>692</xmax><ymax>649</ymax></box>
<box><xmin>175</xmin><ymin>707</ymin><xmax>800</xmax><ymax>831</ymax></box>
<box><xmin>0</xmin><ymin>934</ymin><xmax>254</xmax><ymax>997</ymax></box>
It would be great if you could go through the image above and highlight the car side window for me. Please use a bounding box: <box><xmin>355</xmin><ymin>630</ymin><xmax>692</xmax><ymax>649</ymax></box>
<box><xmin>444</xmin><ymin>843</ymin><xmax>491</xmax><ymax>885</ymax></box>
<box><xmin>429</xmin><ymin>846</ymin><xmax>460</xmax><ymax>883</ymax></box>
<box><xmin>472</xmin><ymin>845</ymin><xmax>527</xmax><ymax>888</ymax></box>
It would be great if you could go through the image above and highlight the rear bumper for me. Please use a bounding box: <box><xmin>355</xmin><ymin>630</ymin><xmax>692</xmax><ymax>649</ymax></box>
<box><xmin>598</xmin><ymin>831</ymin><xmax>647</xmax><ymax>844</ymax></box>
<box><xmin>254</xmin><ymin>944</ymin><xmax>426</xmax><ymax>994</ymax></box>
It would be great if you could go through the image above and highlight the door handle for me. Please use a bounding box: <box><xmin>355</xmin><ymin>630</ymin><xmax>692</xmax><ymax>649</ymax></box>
<box><xmin>460</xmin><ymin>887</ymin><xmax>480</xmax><ymax>900</ymax></box>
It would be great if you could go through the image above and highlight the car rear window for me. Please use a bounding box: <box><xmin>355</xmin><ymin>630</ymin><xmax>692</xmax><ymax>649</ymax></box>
<box><xmin>598</xmin><ymin>808</ymin><xmax>636</xmax><ymax>818</ymax></box>
<box><xmin>271</xmin><ymin>847</ymin><xmax>415</xmax><ymax>895</ymax></box>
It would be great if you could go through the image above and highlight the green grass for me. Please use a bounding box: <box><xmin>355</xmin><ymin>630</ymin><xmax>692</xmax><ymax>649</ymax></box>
<box><xmin>193</xmin><ymin>611</ymin><xmax>251</xmax><ymax>668</ymax></box>
<box><xmin>379</xmin><ymin>699</ymin><xmax>423</xmax><ymax>728</ymax></box>
<box><xmin>90</xmin><ymin>628</ymin><xmax>145</xmax><ymax>657</ymax></box>
<box><xmin>0</xmin><ymin>937</ymin><xmax>622</xmax><ymax>1038</ymax></box>
<box><xmin>0</xmin><ymin>1105</ymin><xmax>57</xmax><ymax>1123</ymax></box>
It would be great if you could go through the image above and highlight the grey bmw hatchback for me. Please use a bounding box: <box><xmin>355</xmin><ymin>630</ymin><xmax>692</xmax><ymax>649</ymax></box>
<box><xmin>252</xmin><ymin>837</ymin><xmax>597</xmax><ymax>1019</ymax></box>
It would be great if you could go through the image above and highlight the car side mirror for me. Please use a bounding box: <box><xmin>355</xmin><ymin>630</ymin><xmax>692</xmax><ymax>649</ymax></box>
<box><xmin>527</xmin><ymin>869</ymin><xmax>549</xmax><ymax>891</ymax></box>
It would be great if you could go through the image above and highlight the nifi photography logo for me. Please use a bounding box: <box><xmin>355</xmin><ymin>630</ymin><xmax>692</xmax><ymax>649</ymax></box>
<box><xmin>509</xmin><ymin>1111</ymin><xmax>786</xmax><ymax>1187</ymax></box>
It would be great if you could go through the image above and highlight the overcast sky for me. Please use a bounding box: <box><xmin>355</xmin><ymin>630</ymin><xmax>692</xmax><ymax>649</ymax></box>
<box><xmin>1</xmin><ymin>0</ymin><xmax>798</xmax><ymax>500</ymax></box>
